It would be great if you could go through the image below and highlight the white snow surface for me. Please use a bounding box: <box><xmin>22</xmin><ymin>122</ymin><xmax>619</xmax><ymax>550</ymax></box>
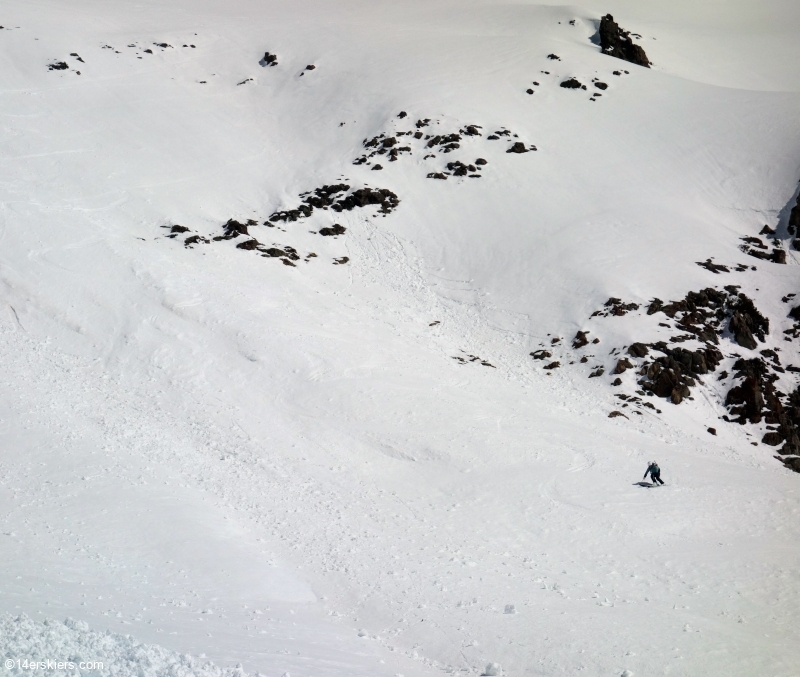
<box><xmin>1</xmin><ymin>1</ymin><xmax>799</xmax><ymax>676</ymax></box>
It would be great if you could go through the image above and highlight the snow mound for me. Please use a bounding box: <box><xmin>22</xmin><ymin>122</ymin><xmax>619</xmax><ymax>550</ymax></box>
<box><xmin>0</xmin><ymin>615</ymin><xmax>247</xmax><ymax>677</ymax></box>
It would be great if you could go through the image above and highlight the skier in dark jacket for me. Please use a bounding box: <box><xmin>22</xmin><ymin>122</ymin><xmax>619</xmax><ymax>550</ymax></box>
<box><xmin>644</xmin><ymin>461</ymin><xmax>664</xmax><ymax>485</ymax></box>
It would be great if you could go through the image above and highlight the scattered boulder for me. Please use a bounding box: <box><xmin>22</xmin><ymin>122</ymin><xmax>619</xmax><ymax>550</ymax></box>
<box><xmin>612</xmin><ymin>358</ymin><xmax>633</xmax><ymax>374</ymax></box>
<box><xmin>573</xmin><ymin>331</ymin><xmax>590</xmax><ymax>348</ymax></box>
<box><xmin>707</xmin><ymin>427</ymin><xmax>717</xmax><ymax>436</ymax></box>
<box><xmin>609</xmin><ymin>410</ymin><xmax>628</xmax><ymax>419</ymax></box>
<box><xmin>560</xmin><ymin>78</ymin><xmax>585</xmax><ymax>90</ymax></box>
<box><xmin>507</xmin><ymin>142</ymin><xmax>528</xmax><ymax>154</ymax></box>
<box><xmin>592</xmin><ymin>298</ymin><xmax>639</xmax><ymax>317</ymax></box>
<box><xmin>531</xmin><ymin>350</ymin><xmax>552</xmax><ymax>360</ymax></box>
<box><xmin>628</xmin><ymin>342</ymin><xmax>649</xmax><ymax>358</ymax></box>
<box><xmin>697</xmin><ymin>258</ymin><xmax>729</xmax><ymax>274</ymax></box>
<box><xmin>544</xmin><ymin>361</ymin><xmax>560</xmax><ymax>370</ymax></box>
<box><xmin>318</xmin><ymin>224</ymin><xmax>346</xmax><ymax>236</ymax></box>
<box><xmin>594</xmin><ymin>82</ymin><xmax>608</xmax><ymax>90</ymax></box>
<box><xmin>48</xmin><ymin>61</ymin><xmax>69</xmax><ymax>70</ymax></box>
<box><xmin>598</xmin><ymin>14</ymin><xmax>650</xmax><ymax>68</ymax></box>
<box><xmin>261</xmin><ymin>51</ymin><xmax>278</xmax><ymax>66</ymax></box>
<box><xmin>236</xmin><ymin>239</ymin><xmax>260</xmax><ymax>250</ymax></box>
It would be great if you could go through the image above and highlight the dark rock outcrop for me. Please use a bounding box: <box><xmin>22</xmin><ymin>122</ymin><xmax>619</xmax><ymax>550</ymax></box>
<box><xmin>728</xmin><ymin>294</ymin><xmax>769</xmax><ymax>349</ymax></box>
<box><xmin>788</xmin><ymin>193</ymin><xmax>800</xmax><ymax>236</ymax></box>
<box><xmin>318</xmin><ymin>224</ymin><xmax>346</xmax><ymax>236</ymax></box>
<box><xmin>598</xmin><ymin>14</ymin><xmax>650</xmax><ymax>68</ymax></box>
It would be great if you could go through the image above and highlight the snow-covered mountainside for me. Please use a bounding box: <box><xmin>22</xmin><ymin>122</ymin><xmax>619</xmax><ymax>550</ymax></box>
<box><xmin>1</xmin><ymin>1</ymin><xmax>799</xmax><ymax>676</ymax></box>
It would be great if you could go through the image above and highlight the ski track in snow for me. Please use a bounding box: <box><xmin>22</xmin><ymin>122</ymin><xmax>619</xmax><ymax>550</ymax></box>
<box><xmin>0</xmin><ymin>1</ymin><xmax>799</xmax><ymax>676</ymax></box>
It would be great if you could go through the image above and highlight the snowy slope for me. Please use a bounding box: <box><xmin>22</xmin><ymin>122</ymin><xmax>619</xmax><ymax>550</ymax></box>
<box><xmin>1</xmin><ymin>1</ymin><xmax>799</xmax><ymax>676</ymax></box>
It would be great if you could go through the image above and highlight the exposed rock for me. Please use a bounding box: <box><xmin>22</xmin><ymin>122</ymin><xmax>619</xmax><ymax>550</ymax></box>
<box><xmin>318</xmin><ymin>224</ymin><xmax>346</xmax><ymax>236</ymax></box>
<box><xmin>531</xmin><ymin>350</ymin><xmax>552</xmax><ymax>360</ymax></box>
<box><xmin>592</xmin><ymin>297</ymin><xmax>639</xmax><ymax>317</ymax></box>
<box><xmin>594</xmin><ymin>82</ymin><xmax>608</xmax><ymax>90</ymax></box>
<box><xmin>269</xmin><ymin>185</ymin><xmax>399</xmax><ymax>222</ymax></box>
<box><xmin>48</xmin><ymin>62</ymin><xmax>69</xmax><ymax>70</ymax></box>
<box><xmin>707</xmin><ymin>427</ymin><xmax>717</xmax><ymax>435</ymax></box>
<box><xmin>609</xmin><ymin>411</ymin><xmax>628</xmax><ymax>419</ymax></box>
<box><xmin>728</xmin><ymin>294</ymin><xmax>769</xmax><ymax>349</ymax></box>
<box><xmin>560</xmin><ymin>78</ymin><xmax>585</xmax><ymax>90</ymax></box>
<box><xmin>572</xmin><ymin>331</ymin><xmax>590</xmax><ymax>348</ymax></box>
<box><xmin>170</xmin><ymin>225</ymin><xmax>189</xmax><ymax>234</ymax></box>
<box><xmin>697</xmin><ymin>258</ymin><xmax>729</xmax><ymax>274</ymax></box>
<box><xmin>589</xmin><ymin>368</ymin><xmax>604</xmax><ymax>378</ymax></box>
<box><xmin>627</xmin><ymin>342</ymin><xmax>649</xmax><ymax>358</ymax></box>
<box><xmin>427</xmin><ymin>173</ymin><xmax>447</xmax><ymax>180</ymax></box>
<box><xmin>612</xmin><ymin>358</ymin><xmax>633</xmax><ymax>375</ymax></box>
<box><xmin>788</xmin><ymin>193</ymin><xmax>800</xmax><ymax>235</ymax></box>
<box><xmin>611</xmin><ymin>377</ymin><xmax>622</xmax><ymax>386</ymax></box>
<box><xmin>598</xmin><ymin>14</ymin><xmax>650</xmax><ymax>68</ymax></box>
<box><xmin>543</xmin><ymin>361</ymin><xmax>560</xmax><ymax>370</ymax></box>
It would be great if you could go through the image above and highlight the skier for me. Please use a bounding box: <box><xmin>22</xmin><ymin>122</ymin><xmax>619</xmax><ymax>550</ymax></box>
<box><xmin>644</xmin><ymin>461</ymin><xmax>664</xmax><ymax>485</ymax></box>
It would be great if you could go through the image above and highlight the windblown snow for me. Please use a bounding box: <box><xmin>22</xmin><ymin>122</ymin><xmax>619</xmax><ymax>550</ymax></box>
<box><xmin>1</xmin><ymin>1</ymin><xmax>799</xmax><ymax>676</ymax></box>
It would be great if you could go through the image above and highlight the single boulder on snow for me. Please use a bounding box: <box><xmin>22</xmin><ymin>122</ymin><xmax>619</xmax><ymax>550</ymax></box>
<box><xmin>507</xmin><ymin>142</ymin><xmax>528</xmax><ymax>153</ymax></box>
<box><xmin>261</xmin><ymin>52</ymin><xmax>278</xmax><ymax>66</ymax></box>
<box><xmin>572</xmin><ymin>331</ymin><xmax>590</xmax><ymax>348</ymax></box>
<box><xmin>612</xmin><ymin>358</ymin><xmax>633</xmax><ymax>374</ymax></box>
<box><xmin>598</xmin><ymin>14</ymin><xmax>651</xmax><ymax>68</ymax></box>
<box><xmin>560</xmin><ymin>78</ymin><xmax>585</xmax><ymax>89</ymax></box>
<box><xmin>318</xmin><ymin>224</ymin><xmax>346</xmax><ymax>236</ymax></box>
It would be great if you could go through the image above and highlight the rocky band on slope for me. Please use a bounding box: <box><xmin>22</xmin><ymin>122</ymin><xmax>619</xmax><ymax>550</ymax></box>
<box><xmin>554</xmin><ymin>287</ymin><xmax>800</xmax><ymax>473</ymax></box>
